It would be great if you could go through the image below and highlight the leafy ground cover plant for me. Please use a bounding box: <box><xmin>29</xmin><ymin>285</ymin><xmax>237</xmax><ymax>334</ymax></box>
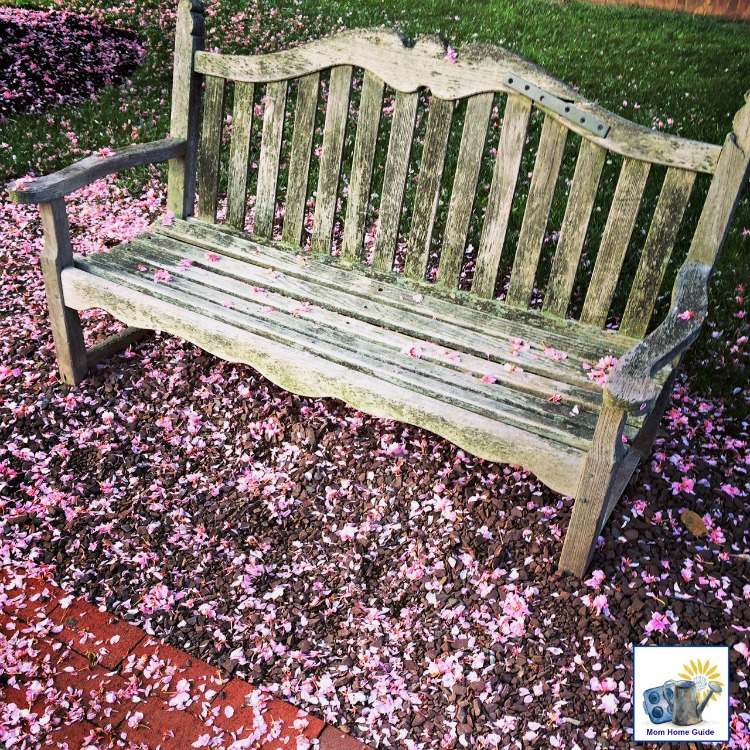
<box><xmin>0</xmin><ymin>7</ymin><xmax>144</xmax><ymax>119</ymax></box>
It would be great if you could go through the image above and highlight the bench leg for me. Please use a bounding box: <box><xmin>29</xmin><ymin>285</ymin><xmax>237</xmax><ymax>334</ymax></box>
<box><xmin>39</xmin><ymin>200</ymin><xmax>88</xmax><ymax>387</ymax></box>
<box><xmin>558</xmin><ymin>400</ymin><xmax>628</xmax><ymax>578</ymax></box>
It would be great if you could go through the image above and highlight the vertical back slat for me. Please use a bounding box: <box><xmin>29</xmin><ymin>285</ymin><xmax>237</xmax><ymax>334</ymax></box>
<box><xmin>580</xmin><ymin>158</ymin><xmax>651</xmax><ymax>327</ymax></box>
<box><xmin>311</xmin><ymin>66</ymin><xmax>353</xmax><ymax>254</ymax></box>
<box><xmin>620</xmin><ymin>168</ymin><xmax>696</xmax><ymax>337</ymax></box>
<box><xmin>254</xmin><ymin>80</ymin><xmax>288</xmax><ymax>238</ymax></box>
<box><xmin>471</xmin><ymin>95</ymin><xmax>532</xmax><ymax>298</ymax></box>
<box><xmin>341</xmin><ymin>71</ymin><xmax>385</xmax><ymax>262</ymax></box>
<box><xmin>543</xmin><ymin>139</ymin><xmax>607</xmax><ymax>317</ymax></box>
<box><xmin>438</xmin><ymin>93</ymin><xmax>493</xmax><ymax>287</ymax></box>
<box><xmin>196</xmin><ymin>75</ymin><xmax>226</xmax><ymax>223</ymax></box>
<box><xmin>282</xmin><ymin>73</ymin><xmax>320</xmax><ymax>246</ymax></box>
<box><xmin>505</xmin><ymin>115</ymin><xmax>568</xmax><ymax>307</ymax></box>
<box><xmin>372</xmin><ymin>92</ymin><xmax>419</xmax><ymax>273</ymax></box>
<box><xmin>403</xmin><ymin>97</ymin><xmax>454</xmax><ymax>280</ymax></box>
<box><xmin>226</xmin><ymin>81</ymin><xmax>255</xmax><ymax>230</ymax></box>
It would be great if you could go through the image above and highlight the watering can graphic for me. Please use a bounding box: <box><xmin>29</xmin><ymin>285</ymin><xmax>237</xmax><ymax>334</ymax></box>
<box><xmin>662</xmin><ymin>679</ymin><xmax>722</xmax><ymax>725</ymax></box>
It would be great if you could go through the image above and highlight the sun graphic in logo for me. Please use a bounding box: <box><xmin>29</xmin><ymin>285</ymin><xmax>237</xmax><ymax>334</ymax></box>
<box><xmin>678</xmin><ymin>658</ymin><xmax>724</xmax><ymax>703</ymax></box>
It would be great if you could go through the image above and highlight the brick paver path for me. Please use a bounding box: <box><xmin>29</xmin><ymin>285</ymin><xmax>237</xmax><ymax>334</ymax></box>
<box><xmin>0</xmin><ymin>567</ymin><xmax>369</xmax><ymax>750</ymax></box>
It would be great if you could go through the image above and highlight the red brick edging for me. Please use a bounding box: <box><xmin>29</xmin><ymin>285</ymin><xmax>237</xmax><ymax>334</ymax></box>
<box><xmin>0</xmin><ymin>568</ymin><xmax>369</xmax><ymax>750</ymax></box>
<box><xmin>584</xmin><ymin>0</ymin><xmax>749</xmax><ymax>22</ymax></box>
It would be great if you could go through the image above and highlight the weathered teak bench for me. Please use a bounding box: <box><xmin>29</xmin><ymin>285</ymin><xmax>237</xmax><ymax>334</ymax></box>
<box><xmin>10</xmin><ymin>0</ymin><xmax>750</xmax><ymax>576</ymax></box>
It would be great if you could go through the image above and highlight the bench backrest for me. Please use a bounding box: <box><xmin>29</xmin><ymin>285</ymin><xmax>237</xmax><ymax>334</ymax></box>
<box><xmin>167</xmin><ymin>0</ymin><xmax>750</xmax><ymax>340</ymax></box>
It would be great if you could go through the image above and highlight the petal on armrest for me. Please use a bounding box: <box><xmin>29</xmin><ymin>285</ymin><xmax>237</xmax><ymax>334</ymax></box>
<box><xmin>606</xmin><ymin>261</ymin><xmax>711</xmax><ymax>413</ymax></box>
<box><xmin>8</xmin><ymin>138</ymin><xmax>187</xmax><ymax>205</ymax></box>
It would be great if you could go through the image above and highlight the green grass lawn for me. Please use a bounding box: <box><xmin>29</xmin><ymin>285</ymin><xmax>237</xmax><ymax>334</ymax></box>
<box><xmin>2</xmin><ymin>0</ymin><xmax>748</xmax><ymax>408</ymax></box>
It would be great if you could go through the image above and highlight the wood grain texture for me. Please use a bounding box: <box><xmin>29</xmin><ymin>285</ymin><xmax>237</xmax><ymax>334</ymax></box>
<box><xmin>607</xmin><ymin>261</ymin><xmax>711</xmax><ymax>413</ymax></box>
<box><xmin>84</xmin><ymin>241</ymin><xmax>599</xmax><ymax>444</ymax></box>
<box><xmin>197</xmin><ymin>75</ymin><xmax>226</xmax><ymax>223</ymax></box>
<box><xmin>620</xmin><ymin>167</ymin><xmax>696</xmax><ymax>337</ymax></box>
<box><xmin>9</xmin><ymin>139</ymin><xmax>186</xmax><ymax>205</ymax></box>
<box><xmin>687</xmin><ymin>92</ymin><xmax>750</xmax><ymax>266</ymax></box>
<box><xmin>372</xmin><ymin>91</ymin><xmax>418</xmax><ymax>273</ymax></box>
<box><xmin>341</xmin><ymin>71</ymin><xmax>385</xmax><ymax>262</ymax></box>
<box><xmin>506</xmin><ymin>115</ymin><xmax>568</xmax><ymax>307</ymax></box>
<box><xmin>62</xmin><ymin>265</ymin><xmax>586</xmax><ymax>497</ymax></box>
<box><xmin>558</xmin><ymin>399</ymin><xmax>628</xmax><ymax>577</ymax></box>
<box><xmin>403</xmin><ymin>96</ymin><xmax>454</xmax><ymax>280</ymax></box>
<box><xmin>471</xmin><ymin>95</ymin><xmax>531</xmax><ymax>298</ymax></box>
<box><xmin>254</xmin><ymin>80</ymin><xmax>288</xmax><ymax>238</ymax></box>
<box><xmin>193</xmin><ymin>30</ymin><xmax>720</xmax><ymax>173</ymax></box>
<box><xmin>311</xmin><ymin>66</ymin><xmax>353</xmax><ymax>254</ymax></box>
<box><xmin>39</xmin><ymin>199</ymin><xmax>88</xmax><ymax>386</ymax></box>
<box><xmin>226</xmin><ymin>81</ymin><xmax>255</xmax><ymax>230</ymax></box>
<box><xmin>543</xmin><ymin>139</ymin><xmax>607</xmax><ymax>318</ymax></box>
<box><xmin>167</xmin><ymin>0</ymin><xmax>205</xmax><ymax>217</ymax></box>
<box><xmin>579</xmin><ymin>158</ymin><xmax>651</xmax><ymax>328</ymax></box>
<box><xmin>128</xmin><ymin>234</ymin><xmax>613</xmax><ymax>417</ymax></box>
<box><xmin>162</xmin><ymin>217</ymin><xmax>644</xmax><ymax>364</ymax></box>
<box><xmin>282</xmin><ymin>73</ymin><xmax>319</xmax><ymax>245</ymax></box>
<box><xmin>438</xmin><ymin>93</ymin><xmax>493</xmax><ymax>288</ymax></box>
<box><xmin>87</xmin><ymin>327</ymin><xmax>148</xmax><ymax>367</ymax></box>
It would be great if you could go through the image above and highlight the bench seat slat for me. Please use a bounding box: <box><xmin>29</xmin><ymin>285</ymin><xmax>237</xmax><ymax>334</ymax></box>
<box><xmin>61</xmin><ymin>264</ymin><xmax>587</xmax><ymax>497</ymax></box>
<box><xmin>127</xmin><ymin>234</ymin><xmax>617</xmax><ymax>417</ymax></box>
<box><xmin>311</xmin><ymin>66</ymin><xmax>353</xmax><ymax>254</ymax></box>
<box><xmin>79</xmin><ymin>246</ymin><xmax>605</xmax><ymax>445</ymax></box>
<box><xmin>160</xmin><ymin>218</ymin><xmax>646</xmax><ymax>367</ymax></box>
<box><xmin>226</xmin><ymin>81</ymin><xmax>255</xmax><ymax>230</ymax></box>
<box><xmin>438</xmin><ymin>93</ymin><xmax>493</xmax><ymax>287</ymax></box>
<box><xmin>254</xmin><ymin>80</ymin><xmax>288</xmax><ymax>238</ymax></box>
<box><xmin>341</xmin><ymin>71</ymin><xmax>385</xmax><ymax>262</ymax></box>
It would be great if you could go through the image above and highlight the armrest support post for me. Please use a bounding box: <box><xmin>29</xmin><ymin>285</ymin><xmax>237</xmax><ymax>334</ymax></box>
<box><xmin>605</xmin><ymin>261</ymin><xmax>711</xmax><ymax>414</ymax></box>
<box><xmin>39</xmin><ymin>199</ymin><xmax>88</xmax><ymax>385</ymax></box>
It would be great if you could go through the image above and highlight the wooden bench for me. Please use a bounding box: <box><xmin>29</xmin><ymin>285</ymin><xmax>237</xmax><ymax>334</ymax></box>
<box><xmin>10</xmin><ymin>0</ymin><xmax>750</xmax><ymax>577</ymax></box>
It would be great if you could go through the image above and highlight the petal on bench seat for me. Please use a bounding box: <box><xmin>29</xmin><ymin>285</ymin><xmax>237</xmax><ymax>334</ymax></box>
<box><xmin>61</xmin><ymin>219</ymin><xmax>671</xmax><ymax>499</ymax></box>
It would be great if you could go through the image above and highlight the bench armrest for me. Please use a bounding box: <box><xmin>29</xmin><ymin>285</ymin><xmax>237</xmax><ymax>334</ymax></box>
<box><xmin>8</xmin><ymin>138</ymin><xmax>187</xmax><ymax>205</ymax></box>
<box><xmin>605</xmin><ymin>261</ymin><xmax>711</xmax><ymax>413</ymax></box>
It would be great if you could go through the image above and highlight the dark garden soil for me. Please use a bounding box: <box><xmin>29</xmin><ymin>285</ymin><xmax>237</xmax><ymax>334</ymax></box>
<box><xmin>0</xmin><ymin>8</ymin><xmax>144</xmax><ymax>119</ymax></box>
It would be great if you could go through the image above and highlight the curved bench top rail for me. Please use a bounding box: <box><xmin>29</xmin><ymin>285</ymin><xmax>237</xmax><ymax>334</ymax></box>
<box><xmin>194</xmin><ymin>28</ymin><xmax>720</xmax><ymax>174</ymax></box>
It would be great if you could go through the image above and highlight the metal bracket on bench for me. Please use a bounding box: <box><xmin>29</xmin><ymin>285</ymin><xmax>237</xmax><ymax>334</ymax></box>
<box><xmin>505</xmin><ymin>75</ymin><xmax>611</xmax><ymax>138</ymax></box>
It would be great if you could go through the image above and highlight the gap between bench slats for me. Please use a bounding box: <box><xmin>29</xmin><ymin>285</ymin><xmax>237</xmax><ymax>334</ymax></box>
<box><xmin>471</xmin><ymin>94</ymin><xmax>532</xmax><ymax>299</ymax></box>
<box><xmin>438</xmin><ymin>93</ymin><xmax>493</xmax><ymax>288</ymax></box>
<box><xmin>580</xmin><ymin>158</ymin><xmax>651</xmax><ymax>327</ymax></box>
<box><xmin>311</xmin><ymin>66</ymin><xmax>353</xmax><ymax>254</ymax></box>
<box><xmin>254</xmin><ymin>80</ymin><xmax>288</xmax><ymax>238</ymax></box>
